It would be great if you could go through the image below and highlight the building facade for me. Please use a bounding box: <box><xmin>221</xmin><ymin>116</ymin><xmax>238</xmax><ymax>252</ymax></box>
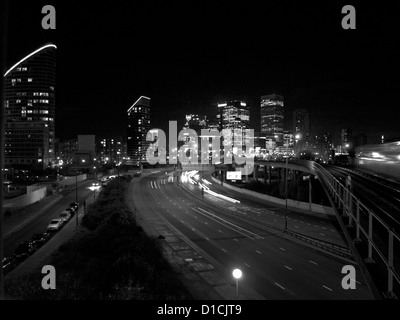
<box><xmin>260</xmin><ymin>94</ymin><xmax>284</xmax><ymax>146</ymax></box>
<box><xmin>3</xmin><ymin>43</ymin><xmax>57</xmax><ymax>169</ymax></box>
<box><xmin>127</xmin><ymin>96</ymin><xmax>151</xmax><ymax>165</ymax></box>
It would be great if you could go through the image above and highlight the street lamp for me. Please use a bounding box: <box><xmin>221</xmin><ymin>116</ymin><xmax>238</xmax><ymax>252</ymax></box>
<box><xmin>285</xmin><ymin>133</ymin><xmax>302</xmax><ymax>230</ymax></box>
<box><xmin>232</xmin><ymin>269</ymin><xmax>242</xmax><ymax>300</ymax></box>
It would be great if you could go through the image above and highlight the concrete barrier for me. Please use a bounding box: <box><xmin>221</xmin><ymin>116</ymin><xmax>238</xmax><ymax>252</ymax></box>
<box><xmin>211</xmin><ymin>175</ymin><xmax>335</xmax><ymax>216</ymax></box>
<box><xmin>3</xmin><ymin>187</ymin><xmax>47</xmax><ymax>209</ymax></box>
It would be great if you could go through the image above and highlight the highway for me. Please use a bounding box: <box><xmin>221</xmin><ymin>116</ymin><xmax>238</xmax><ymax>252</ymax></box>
<box><xmin>134</xmin><ymin>170</ymin><xmax>374</xmax><ymax>299</ymax></box>
<box><xmin>3</xmin><ymin>180</ymin><xmax>95</xmax><ymax>257</ymax></box>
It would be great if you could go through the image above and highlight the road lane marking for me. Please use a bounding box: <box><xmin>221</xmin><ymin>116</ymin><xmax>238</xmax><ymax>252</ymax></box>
<box><xmin>244</xmin><ymin>263</ymin><xmax>251</xmax><ymax>268</ymax></box>
<box><xmin>205</xmin><ymin>237</ymin><xmax>210</xmax><ymax>241</ymax></box>
<box><xmin>218</xmin><ymin>229</ymin><xmax>222</xmax><ymax>233</ymax></box>
<box><xmin>309</xmin><ymin>260</ymin><xmax>318</xmax><ymax>265</ymax></box>
<box><xmin>323</xmin><ymin>285</ymin><xmax>333</xmax><ymax>292</ymax></box>
<box><xmin>275</xmin><ymin>282</ymin><xmax>285</xmax><ymax>290</ymax></box>
<box><xmin>279</xmin><ymin>247</ymin><xmax>286</xmax><ymax>251</ymax></box>
<box><xmin>204</xmin><ymin>222</ymin><xmax>208</xmax><ymax>225</ymax></box>
<box><xmin>319</xmin><ymin>233</ymin><xmax>325</xmax><ymax>236</ymax></box>
<box><xmin>313</xmin><ymin>225</ymin><xmax>319</xmax><ymax>228</ymax></box>
<box><xmin>256</xmin><ymin>250</ymin><xmax>262</xmax><ymax>254</ymax></box>
<box><xmin>284</xmin><ymin>266</ymin><xmax>292</xmax><ymax>270</ymax></box>
<box><xmin>330</xmin><ymin>229</ymin><xmax>336</xmax><ymax>232</ymax></box>
<box><xmin>191</xmin><ymin>228</ymin><xmax>195</xmax><ymax>231</ymax></box>
<box><xmin>192</xmin><ymin>207</ymin><xmax>264</xmax><ymax>240</ymax></box>
<box><xmin>234</xmin><ymin>239</ymin><xmax>238</xmax><ymax>242</ymax></box>
<box><xmin>294</xmin><ymin>226</ymin><xmax>299</xmax><ymax>228</ymax></box>
<box><xmin>221</xmin><ymin>248</ymin><xmax>228</xmax><ymax>253</ymax></box>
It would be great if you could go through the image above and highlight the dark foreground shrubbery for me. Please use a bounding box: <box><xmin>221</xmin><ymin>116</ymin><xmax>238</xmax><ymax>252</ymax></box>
<box><xmin>6</xmin><ymin>176</ymin><xmax>192</xmax><ymax>300</ymax></box>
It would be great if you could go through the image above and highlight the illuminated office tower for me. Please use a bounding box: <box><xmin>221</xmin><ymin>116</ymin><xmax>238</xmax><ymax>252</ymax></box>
<box><xmin>260</xmin><ymin>94</ymin><xmax>284</xmax><ymax>146</ymax></box>
<box><xmin>127</xmin><ymin>96</ymin><xmax>151</xmax><ymax>165</ymax></box>
<box><xmin>3</xmin><ymin>43</ymin><xmax>57</xmax><ymax>169</ymax></box>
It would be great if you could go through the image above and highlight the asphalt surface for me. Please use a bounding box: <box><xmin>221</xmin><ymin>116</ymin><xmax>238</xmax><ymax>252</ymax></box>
<box><xmin>3</xmin><ymin>180</ymin><xmax>95</xmax><ymax>257</ymax></box>
<box><xmin>134</xmin><ymin>170</ymin><xmax>374</xmax><ymax>299</ymax></box>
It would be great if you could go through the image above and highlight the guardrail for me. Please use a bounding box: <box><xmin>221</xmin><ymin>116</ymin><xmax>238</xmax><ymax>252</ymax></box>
<box><xmin>311</xmin><ymin>161</ymin><xmax>400</xmax><ymax>298</ymax></box>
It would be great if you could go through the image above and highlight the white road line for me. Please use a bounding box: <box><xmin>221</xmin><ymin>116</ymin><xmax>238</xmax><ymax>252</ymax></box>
<box><xmin>309</xmin><ymin>260</ymin><xmax>318</xmax><ymax>265</ymax></box>
<box><xmin>234</xmin><ymin>239</ymin><xmax>238</xmax><ymax>242</ymax></box>
<box><xmin>313</xmin><ymin>225</ymin><xmax>319</xmax><ymax>228</ymax></box>
<box><xmin>321</xmin><ymin>227</ymin><xmax>327</xmax><ymax>230</ymax></box>
<box><xmin>330</xmin><ymin>229</ymin><xmax>336</xmax><ymax>232</ymax></box>
<box><xmin>181</xmin><ymin>220</ymin><xmax>184</xmax><ymax>223</ymax></box>
<box><xmin>284</xmin><ymin>266</ymin><xmax>292</xmax><ymax>270</ymax></box>
<box><xmin>256</xmin><ymin>250</ymin><xmax>262</xmax><ymax>254</ymax></box>
<box><xmin>294</xmin><ymin>226</ymin><xmax>299</xmax><ymax>228</ymax></box>
<box><xmin>279</xmin><ymin>247</ymin><xmax>286</xmax><ymax>251</ymax></box>
<box><xmin>221</xmin><ymin>248</ymin><xmax>228</xmax><ymax>253</ymax></box>
<box><xmin>218</xmin><ymin>230</ymin><xmax>222</xmax><ymax>233</ymax></box>
<box><xmin>275</xmin><ymin>282</ymin><xmax>285</xmax><ymax>290</ymax></box>
<box><xmin>244</xmin><ymin>263</ymin><xmax>251</xmax><ymax>268</ymax></box>
<box><xmin>323</xmin><ymin>285</ymin><xmax>333</xmax><ymax>292</ymax></box>
<box><xmin>307</xmin><ymin>223</ymin><xmax>311</xmax><ymax>226</ymax></box>
<box><xmin>204</xmin><ymin>222</ymin><xmax>208</xmax><ymax>225</ymax></box>
<box><xmin>191</xmin><ymin>228</ymin><xmax>195</xmax><ymax>231</ymax></box>
<box><xmin>193</xmin><ymin>207</ymin><xmax>264</xmax><ymax>240</ymax></box>
<box><xmin>205</xmin><ymin>237</ymin><xmax>210</xmax><ymax>241</ymax></box>
<box><xmin>319</xmin><ymin>233</ymin><xmax>325</xmax><ymax>236</ymax></box>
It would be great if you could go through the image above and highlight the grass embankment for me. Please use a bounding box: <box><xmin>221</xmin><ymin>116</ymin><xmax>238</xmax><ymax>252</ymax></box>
<box><xmin>6</xmin><ymin>176</ymin><xmax>192</xmax><ymax>300</ymax></box>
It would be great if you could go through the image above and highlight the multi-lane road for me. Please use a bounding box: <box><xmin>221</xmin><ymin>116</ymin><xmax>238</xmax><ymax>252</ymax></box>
<box><xmin>133</xmin><ymin>169</ymin><xmax>374</xmax><ymax>299</ymax></box>
<box><xmin>3</xmin><ymin>180</ymin><xmax>95</xmax><ymax>257</ymax></box>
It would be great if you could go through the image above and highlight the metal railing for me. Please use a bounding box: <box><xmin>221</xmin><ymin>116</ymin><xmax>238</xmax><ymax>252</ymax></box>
<box><xmin>312</xmin><ymin>162</ymin><xmax>400</xmax><ymax>298</ymax></box>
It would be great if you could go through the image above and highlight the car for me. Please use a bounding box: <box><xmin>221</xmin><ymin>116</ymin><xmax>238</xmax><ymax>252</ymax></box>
<box><xmin>65</xmin><ymin>207</ymin><xmax>76</xmax><ymax>216</ymax></box>
<box><xmin>69</xmin><ymin>202</ymin><xmax>79</xmax><ymax>211</ymax></box>
<box><xmin>13</xmin><ymin>241</ymin><xmax>37</xmax><ymax>261</ymax></box>
<box><xmin>31</xmin><ymin>232</ymin><xmax>51</xmax><ymax>247</ymax></box>
<box><xmin>2</xmin><ymin>256</ymin><xmax>17</xmax><ymax>275</ymax></box>
<box><xmin>59</xmin><ymin>210</ymin><xmax>72</xmax><ymax>223</ymax></box>
<box><xmin>47</xmin><ymin>218</ymin><xmax>64</xmax><ymax>231</ymax></box>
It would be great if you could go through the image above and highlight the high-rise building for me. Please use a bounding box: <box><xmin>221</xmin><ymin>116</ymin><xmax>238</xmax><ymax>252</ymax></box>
<box><xmin>293</xmin><ymin>109</ymin><xmax>310</xmax><ymax>134</ymax></box>
<box><xmin>260</xmin><ymin>94</ymin><xmax>284</xmax><ymax>146</ymax></box>
<box><xmin>341</xmin><ymin>127</ymin><xmax>353</xmax><ymax>153</ymax></box>
<box><xmin>96</xmin><ymin>136</ymin><xmax>123</xmax><ymax>164</ymax></box>
<box><xmin>3</xmin><ymin>43</ymin><xmax>57</xmax><ymax>169</ymax></box>
<box><xmin>127</xmin><ymin>96</ymin><xmax>151</xmax><ymax>164</ymax></box>
<box><xmin>217</xmin><ymin>100</ymin><xmax>250</xmax><ymax>130</ymax></box>
<box><xmin>217</xmin><ymin>100</ymin><xmax>250</xmax><ymax>154</ymax></box>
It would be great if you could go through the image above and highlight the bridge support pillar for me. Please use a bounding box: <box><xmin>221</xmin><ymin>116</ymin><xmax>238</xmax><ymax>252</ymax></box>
<box><xmin>254</xmin><ymin>165</ymin><xmax>258</xmax><ymax>181</ymax></box>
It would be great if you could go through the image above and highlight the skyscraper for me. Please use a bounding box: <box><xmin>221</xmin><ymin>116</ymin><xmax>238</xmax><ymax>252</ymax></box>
<box><xmin>293</xmin><ymin>109</ymin><xmax>310</xmax><ymax>134</ymax></box>
<box><xmin>217</xmin><ymin>100</ymin><xmax>250</xmax><ymax>153</ymax></box>
<box><xmin>127</xmin><ymin>96</ymin><xmax>151</xmax><ymax>165</ymax></box>
<box><xmin>3</xmin><ymin>43</ymin><xmax>57</xmax><ymax>169</ymax></box>
<box><xmin>217</xmin><ymin>100</ymin><xmax>250</xmax><ymax>131</ymax></box>
<box><xmin>260</xmin><ymin>94</ymin><xmax>284</xmax><ymax>146</ymax></box>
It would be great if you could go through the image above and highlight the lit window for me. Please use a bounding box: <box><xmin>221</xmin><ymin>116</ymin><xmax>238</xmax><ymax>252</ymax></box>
<box><xmin>28</xmin><ymin>78</ymin><xmax>33</xmax><ymax>82</ymax></box>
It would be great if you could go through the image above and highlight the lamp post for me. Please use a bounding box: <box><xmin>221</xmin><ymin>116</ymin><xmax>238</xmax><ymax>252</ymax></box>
<box><xmin>232</xmin><ymin>269</ymin><xmax>242</xmax><ymax>299</ymax></box>
<box><xmin>285</xmin><ymin>133</ymin><xmax>302</xmax><ymax>230</ymax></box>
<box><xmin>75</xmin><ymin>159</ymin><xmax>85</xmax><ymax>227</ymax></box>
<box><xmin>284</xmin><ymin>135</ymin><xmax>289</xmax><ymax>230</ymax></box>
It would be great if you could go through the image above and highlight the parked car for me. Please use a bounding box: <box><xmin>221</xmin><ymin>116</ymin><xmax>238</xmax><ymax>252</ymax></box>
<box><xmin>13</xmin><ymin>241</ymin><xmax>37</xmax><ymax>261</ymax></box>
<box><xmin>59</xmin><ymin>210</ymin><xmax>72</xmax><ymax>223</ymax></box>
<box><xmin>31</xmin><ymin>232</ymin><xmax>51</xmax><ymax>247</ymax></box>
<box><xmin>47</xmin><ymin>218</ymin><xmax>64</xmax><ymax>231</ymax></box>
<box><xmin>2</xmin><ymin>256</ymin><xmax>17</xmax><ymax>275</ymax></box>
<box><xmin>69</xmin><ymin>202</ymin><xmax>79</xmax><ymax>211</ymax></box>
<box><xmin>65</xmin><ymin>207</ymin><xmax>76</xmax><ymax>216</ymax></box>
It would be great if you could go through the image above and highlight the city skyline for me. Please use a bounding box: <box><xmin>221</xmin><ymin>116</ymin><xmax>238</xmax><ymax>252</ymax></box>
<box><xmin>3</xmin><ymin>1</ymin><xmax>400</xmax><ymax>145</ymax></box>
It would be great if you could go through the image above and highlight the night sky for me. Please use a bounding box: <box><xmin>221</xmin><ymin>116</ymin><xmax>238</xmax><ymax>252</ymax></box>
<box><xmin>3</xmin><ymin>1</ymin><xmax>400</xmax><ymax>144</ymax></box>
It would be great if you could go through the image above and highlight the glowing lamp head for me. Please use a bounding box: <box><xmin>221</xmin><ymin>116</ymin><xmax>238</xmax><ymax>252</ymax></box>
<box><xmin>232</xmin><ymin>269</ymin><xmax>242</xmax><ymax>280</ymax></box>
